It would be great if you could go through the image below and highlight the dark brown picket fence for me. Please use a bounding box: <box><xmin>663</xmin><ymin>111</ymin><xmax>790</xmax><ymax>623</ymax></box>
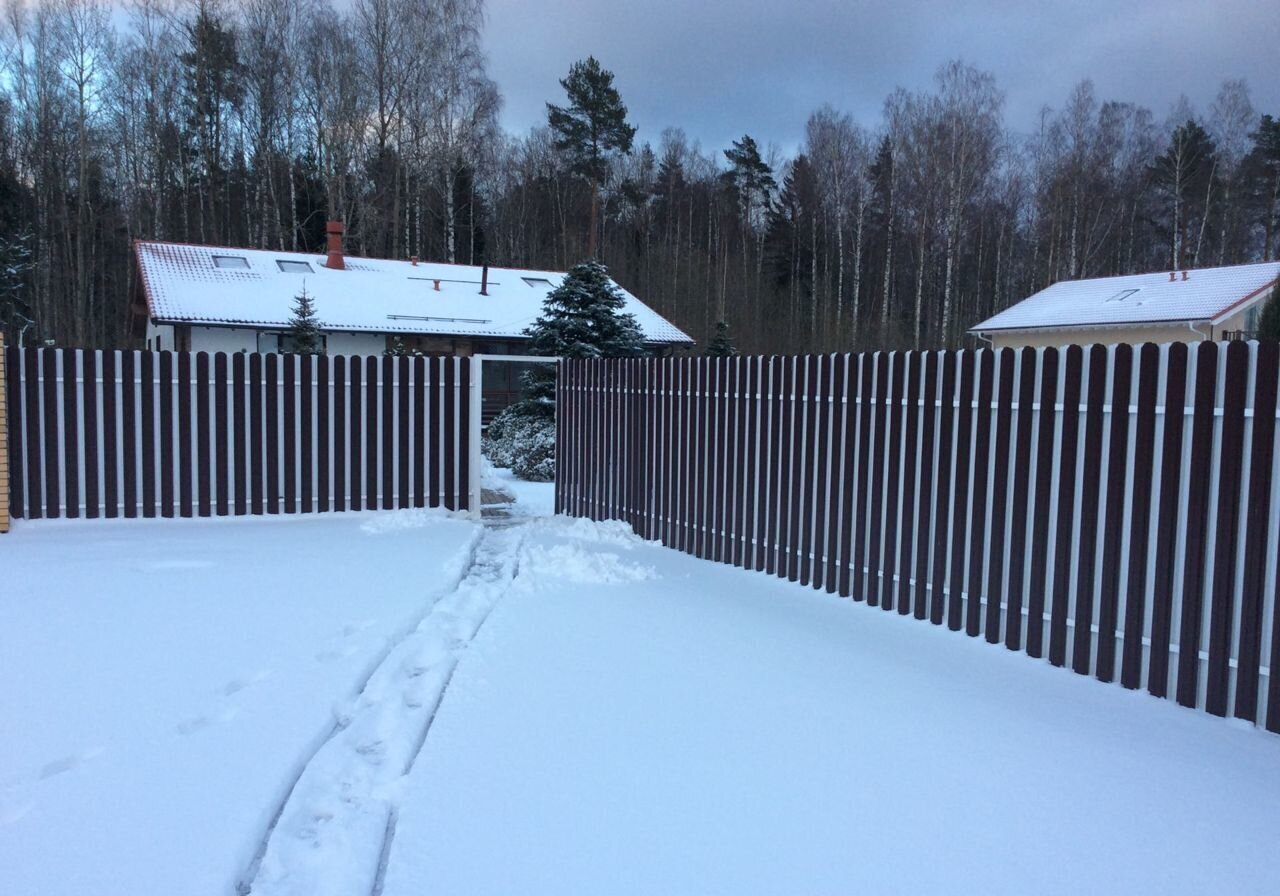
<box><xmin>3</xmin><ymin>347</ymin><xmax>471</xmax><ymax>519</ymax></box>
<box><xmin>556</xmin><ymin>343</ymin><xmax>1280</xmax><ymax>732</ymax></box>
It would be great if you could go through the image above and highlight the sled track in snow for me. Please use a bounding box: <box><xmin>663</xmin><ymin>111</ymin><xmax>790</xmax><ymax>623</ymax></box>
<box><xmin>237</xmin><ymin>518</ymin><xmax>527</xmax><ymax>896</ymax></box>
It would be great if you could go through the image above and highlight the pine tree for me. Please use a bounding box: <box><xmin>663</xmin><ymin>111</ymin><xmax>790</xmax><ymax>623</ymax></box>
<box><xmin>1150</xmin><ymin>120</ymin><xmax>1219</xmax><ymax>269</ymax></box>
<box><xmin>724</xmin><ymin>135</ymin><xmax>777</xmax><ymax>224</ymax></box>
<box><xmin>286</xmin><ymin>284</ymin><xmax>323</xmax><ymax>354</ymax></box>
<box><xmin>546</xmin><ymin>57</ymin><xmax>637</xmax><ymax>258</ymax></box>
<box><xmin>1257</xmin><ymin>286</ymin><xmax>1280</xmax><ymax>342</ymax></box>
<box><xmin>706</xmin><ymin>320</ymin><xmax>737</xmax><ymax>356</ymax></box>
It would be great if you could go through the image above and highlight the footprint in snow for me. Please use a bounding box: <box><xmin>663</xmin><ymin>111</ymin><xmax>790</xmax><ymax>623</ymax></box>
<box><xmin>39</xmin><ymin>756</ymin><xmax>79</xmax><ymax>779</ymax></box>
<box><xmin>37</xmin><ymin>746</ymin><xmax>103</xmax><ymax>780</ymax></box>
<box><xmin>222</xmin><ymin>669</ymin><xmax>272</xmax><ymax>696</ymax></box>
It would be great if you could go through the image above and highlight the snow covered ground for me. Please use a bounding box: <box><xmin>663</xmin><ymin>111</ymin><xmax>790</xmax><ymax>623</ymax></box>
<box><xmin>0</xmin><ymin>510</ymin><xmax>481</xmax><ymax>896</ymax></box>
<box><xmin>3</xmin><ymin>497</ymin><xmax>1279</xmax><ymax>895</ymax></box>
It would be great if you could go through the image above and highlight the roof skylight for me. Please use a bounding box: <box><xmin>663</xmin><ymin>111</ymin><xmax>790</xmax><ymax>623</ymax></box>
<box><xmin>277</xmin><ymin>260</ymin><xmax>313</xmax><ymax>273</ymax></box>
<box><xmin>522</xmin><ymin>277</ymin><xmax>553</xmax><ymax>288</ymax></box>
<box><xmin>212</xmin><ymin>255</ymin><xmax>250</xmax><ymax>270</ymax></box>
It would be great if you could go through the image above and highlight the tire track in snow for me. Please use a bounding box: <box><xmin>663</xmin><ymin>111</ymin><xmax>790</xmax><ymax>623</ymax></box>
<box><xmin>237</xmin><ymin>522</ymin><xmax>526</xmax><ymax>896</ymax></box>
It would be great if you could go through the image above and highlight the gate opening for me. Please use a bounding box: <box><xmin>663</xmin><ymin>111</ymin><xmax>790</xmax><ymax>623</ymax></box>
<box><xmin>467</xmin><ymin>354</ymin><xmax>558</xmax><ymax>518</ymax></box>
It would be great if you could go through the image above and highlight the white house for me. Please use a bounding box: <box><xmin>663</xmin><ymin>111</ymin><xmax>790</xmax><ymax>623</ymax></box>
<box><xmin>970</xmin><ymin>261</ymin><xmax>1280</xmax><ymax>349</ymax></box>
<box><xmin>131</xmin><ymin>221</ymin><xmax>692</xmax><ymax>357</ymax></box>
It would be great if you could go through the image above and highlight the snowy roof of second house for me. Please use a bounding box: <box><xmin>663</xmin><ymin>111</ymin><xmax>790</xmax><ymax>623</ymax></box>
<box><xmin>970</xmin><ymin>261</ymin><xmax>1280</xmax><ymax>334</ymax></box>
<box><xmin>134</xmin><ymin>241</ymin><xmax>693</xmax><ymax>345</ymax></box>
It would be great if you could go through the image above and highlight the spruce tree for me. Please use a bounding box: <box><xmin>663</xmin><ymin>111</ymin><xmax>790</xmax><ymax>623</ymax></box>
<box><xmin>286</xmin><ymin>284</ymin><xmax>323</xmax><ymax>354</ymax></box>
<box><xmin>484</xmin><ymin>261</ymin><xmax>645</xmax><ymax>480</ymax></box>
<box><xmin>520</xmin><ymin>260</ymin><xmax>646</xmax><ymax>412</ymax></box>
<box><xmin>706</xmin><ymin>320</ymin><xmax>737</xmax><ymax>357</ymax></box>
<box><xmin>546</xmin><ymin>57</ymin><xmax>636</xmax><ymax>258</ymax></box>
<box><xmin>1257</xmin><ymin>285</ymin><xmax>1280</xmax><ymax>342</ymax></box>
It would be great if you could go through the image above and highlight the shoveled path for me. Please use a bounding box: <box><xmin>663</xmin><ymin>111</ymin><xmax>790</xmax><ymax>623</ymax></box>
<box><xmin>240</xmin><ymin>515</ymin><xmax>527</xmax><ymax>896</ymax></box>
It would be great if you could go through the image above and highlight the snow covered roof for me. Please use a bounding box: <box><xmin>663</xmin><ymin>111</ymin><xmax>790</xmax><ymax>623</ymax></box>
<box><xmin>135</xmin><ymin>241</ymin><xmax>693</xmax><ymax>345</ymax></box>
<box><xmin>971</xmin><ymin>261</ymin><xmax>1280</xmax><ymax>334</ymax></box>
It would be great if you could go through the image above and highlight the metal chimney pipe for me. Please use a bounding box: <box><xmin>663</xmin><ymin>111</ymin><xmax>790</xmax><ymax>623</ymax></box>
<box><xmin>480</xmin><ymin>264</ymin><xmax>489</xmax><ymax>296</ymax></box>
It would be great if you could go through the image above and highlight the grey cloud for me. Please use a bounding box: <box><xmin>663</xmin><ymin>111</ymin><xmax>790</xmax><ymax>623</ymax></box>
<box><xmin>484</xmin><ymin>0</ymin><xmax>1280</xmax><ymax>153</ymax></box>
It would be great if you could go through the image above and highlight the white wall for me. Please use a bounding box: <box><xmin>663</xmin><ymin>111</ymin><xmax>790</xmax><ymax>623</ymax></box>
<box><xmin>327</xmin><ymin>332</ymin><xmax>386</xmax><ymax>357</ymax></box>
<box><xmin>147</xmin><ymin>323</ymin><xmax>387</xmax><ymax>357</ymax></box>
<box><xmin>145</xmin><ymin>322</ymin><xmax>174</xmax><ymax>351</ymax></box>
<box><xmin>190</xmin><ymin>327</ymin><xmax>258</xmax><ymax>354</ymax></box>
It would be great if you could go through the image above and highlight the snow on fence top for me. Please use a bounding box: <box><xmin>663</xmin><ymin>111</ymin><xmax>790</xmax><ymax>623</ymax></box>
<box><xmin>971</xmin><ymin>260</ymin><xmax>1280</xmax><ymax>333</ymax></box>
<box><xmin>134</xmin><ymin>240</ymin><xmax>693</xmax><ymax>345</ymax></box>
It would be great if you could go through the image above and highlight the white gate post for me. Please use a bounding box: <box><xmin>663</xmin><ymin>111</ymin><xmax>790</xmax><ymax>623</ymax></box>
<box><xmin>468</xmin><ymin>354</ymin><xmax>484</xmax><ymax>518</ymax></box>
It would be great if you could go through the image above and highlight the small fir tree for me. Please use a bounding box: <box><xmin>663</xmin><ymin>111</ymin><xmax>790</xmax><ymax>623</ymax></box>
<box><xmin>287</xmin><ymin>283</ymin><xmax>323</xmax><ymax>354</ymax></box>
<box><xmin>1257</xmin><ymin>285</ymin><xmax>1280</xmax><ymax>342</ymax></box>
<box><xmin>706</xmin><ymin>320</ymin><xmax>737</xmax><ymax>356</ymax></box>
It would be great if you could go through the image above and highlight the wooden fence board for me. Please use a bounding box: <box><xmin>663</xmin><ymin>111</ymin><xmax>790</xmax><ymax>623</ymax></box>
<box><xmin>1237</xmin><ymin>343</ymin><xmax>1278</xmax><ymax>721</ymax></box>
<box><xmin>985</xmin><ymin>349</ymin><xmax>1016</xmax><ymax>642</ymax></box>
<box><xmin>966</xmin><ymin>350</ymin><xmax>994</xmax><ymax>635</ymax></box>
<box><xmin>1096</xmin><ymin>344</ymin><xmax>1134</xmax><ymax>682</ymax></box>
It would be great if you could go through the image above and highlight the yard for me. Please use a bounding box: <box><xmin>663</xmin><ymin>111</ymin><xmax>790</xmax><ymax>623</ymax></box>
<box><xmin>1</xmin><ymin>483</ymin><xmax>1278</xmax><ymax>895</ymax></box>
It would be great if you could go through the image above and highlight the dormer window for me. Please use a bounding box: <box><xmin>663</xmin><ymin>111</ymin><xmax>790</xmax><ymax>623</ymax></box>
<box><xmin>1106</xmin><ymin>288</ymin><xmax>1139</xmax><ymax>302</ymax></box>
<box><xmin>277</xmin><ymin>260</ymin><xmax>313</xmax><ymax>273</ymax></box>
<box><xmin>212</xmin><ymin>255</ymin><xmax>250</xmax><ymax>270</ymax></box>
<box><xmin>522</xmin><ymin>277</ymin><xmax>552</xmax><ymax>288</ymax></box>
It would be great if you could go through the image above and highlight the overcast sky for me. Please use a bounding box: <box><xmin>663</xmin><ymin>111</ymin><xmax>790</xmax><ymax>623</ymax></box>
<box><xmin>483</xmin><ymin>0</ymin><xmax>1280</xmax><ymax>155</ymax></box>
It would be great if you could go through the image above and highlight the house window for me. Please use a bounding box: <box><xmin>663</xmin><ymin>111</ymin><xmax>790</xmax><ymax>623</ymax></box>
<box><xmin>259</xmin><ymin>331</ymin><xmax>327</xmax><ymax>354</ymax></box>
<box><xmin>280</xmin><ymin>333</ymin><xmax>326</xmax><ymax>353</ymax></box>
<box><xmin>213</xmin><ymin>255</ymin><xmax>250</xmax><ymax>270</ymax></box>
<box><xmin>277</xmin><ymin>260</ymin><xmax>313</xmax><ymax>273</ymax></box>
<box><xmin>1106</xmin><ymin>288</ymin><xmax>1139</xmax><ymax>302</ymax></box>
<box><xmin>1244</xmin><ymin>303</ymin><xmax>1262</xmax><ymax>332</ymax></box>
<box><xmin>522</xmin><ymin>277</ymin><xmax>553</xmax><ymax>288</ymax></box>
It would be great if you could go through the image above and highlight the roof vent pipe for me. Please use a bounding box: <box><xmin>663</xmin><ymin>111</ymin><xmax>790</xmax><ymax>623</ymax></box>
<box><xmin>480</xmin><ymin>264</ymin><xmax>489</xmax><ymax>296</ymax></box>
<box><xmin>1169</xmin><ymin>271</ymin><xmax>1177</xmax><ymax>282</ymax></box>
<box><xmin>433</xmin><ymin>279</ymin><xmax>441</xmax><ymax>291</ymax></box>
<box><xmin>411</xmin><ymin>255</ymin><xmax>418</xmax><ymax>266</ymax></box>
<box><xmin>1182</xmin><ymin>270</ymin><xmax>1189</xmax><ymax>281</ymax></box>
<box><xmin>325</xmin><ymin>220</ymin><xmax>346</xmax><ymax>270</ymax></box>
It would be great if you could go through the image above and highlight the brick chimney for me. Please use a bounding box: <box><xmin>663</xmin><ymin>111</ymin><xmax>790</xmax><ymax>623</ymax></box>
<box><xmin>325</xmin><ymin>220</ymin><xmax>346</xmax><ymax>270</ymax></box>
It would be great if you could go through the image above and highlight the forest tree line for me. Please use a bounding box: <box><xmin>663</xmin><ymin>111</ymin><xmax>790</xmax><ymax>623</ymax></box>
<box><xmin>1</xmin><ymin>0</ymin><xmax>1278</xmax><ymax>353</ymax></box>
